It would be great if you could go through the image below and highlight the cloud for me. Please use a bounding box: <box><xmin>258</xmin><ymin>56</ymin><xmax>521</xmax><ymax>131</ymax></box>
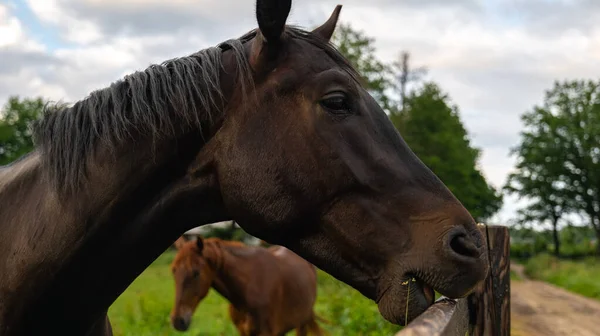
<box><xmin>24</xmin><ymin>0</ymin><xmax>483</xmax><ymax>44</ymax></box>
<box><xmin>500</xmin><ymin>0</ymin><xmax>600</xmax><ymax>37</ymax></box>
<box><xmin>25</xmin><ymin>0</ymin><xmax>257</xmax><ymax>45</ymax></box>
<box><xmin>0</xmin><ymin>3</ymin><xmax>22</xmax><ymax>47</ymax></box>
<box><xmin>0</xmin><ymin>4</ymin><xmax>66</xmax><ymax>104</ymax></box>
<box><xmin>46</xmin><ymin>33</ymin><xmax>217</xmax><ymax>102</ymax></box>
<box><xmin>2</xmin><ymin>0</ymin><xmax>599</xmax><ymax>223</ymax></box>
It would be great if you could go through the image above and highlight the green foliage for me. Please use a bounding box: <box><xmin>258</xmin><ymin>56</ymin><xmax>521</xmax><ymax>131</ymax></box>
<box><xmin>390</xmin><ymin>83</ymin><xmax>503</xmax><ymax>221</ymax></box>
<box><xmin>200</xmin><ymin>223</ymin><xmax>257</xmax><ymax>244</ymax></box>
<box><xmin>0</xmin><ymin>96</ymin><xmax>45</xmax><ymax>165</ymax></box>
<box><xmin>510</xmin><ymin>240</ymin><xmax>546</xmax><ymax>260</ymax></box>
<box><xmin>506</xmin><ymin>80</ymin><xmax>600</xmax><ymax>254</ymax></box>
<box><xmin>331</xmin><ymin>24</ymin><xmax>395</xmax><ymax>112</ymax></box>
<box><xmin>524</xmin><ymin>254</ymin><xmax>600</xmax><ymax>300</ymax></box>
<box><xmin>510</xmin><ymin>224</ymin><xmax>596</xmax><ymax>260</ymax></box>
<box><xmin>560</xmin><ymin>225</ymin><xmax>597</xmax><ymax>257</ymax></box>
<box><xmin>109</xmin><ymin>250</ymin><xmax>401</xmax><ymax>336</ymax></box>
<box><xmin>314</xmin><ymin>270</ymin><xmax>401</xmax><ymax>336</ymax></box>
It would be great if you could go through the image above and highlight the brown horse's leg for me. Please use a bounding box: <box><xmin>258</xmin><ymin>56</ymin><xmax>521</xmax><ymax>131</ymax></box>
<box><xmin>303</xmin><ymin>314</ymin><xmax>325</xmax><ymax>336</ymax></box>
<box><xmin>249</xmin><ymin>314</ymin><xmax>275</xmax><ymax>336</ymax></box>
<box><xmin>295</xmin><ymin>325</ymin><xmax>308</xmax><ymax>336</ymax></box>
<box><xmin>229</xmin><ymin>304</ymin><xmax>249</xmax><ymax>336</ymax></box>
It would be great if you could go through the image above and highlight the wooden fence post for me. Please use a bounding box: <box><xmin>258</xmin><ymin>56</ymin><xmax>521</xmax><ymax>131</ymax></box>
<box><xmin>469</xmin><ymin>224</ymin><xmax>510</xmax><ymax>336</ymax></box>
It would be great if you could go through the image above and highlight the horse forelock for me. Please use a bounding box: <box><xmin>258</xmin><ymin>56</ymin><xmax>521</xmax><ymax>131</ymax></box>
<box><xmin>29</xmin><ymin>26</ymin><xmax>358</xmax><ymax>196</ymax></box>
<box><xmin>174</xmin><ymin>238</ymin><xmax>226</xmax><ymax>275</ymax></box>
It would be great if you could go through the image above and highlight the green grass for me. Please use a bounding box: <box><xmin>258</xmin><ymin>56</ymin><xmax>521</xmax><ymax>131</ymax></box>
<box><xmin>524</xmin><ymin>253</ymin><xmax>600</xmax><ymax>300</ymax></box>
<box><xmin>108</xmin><ymin>250</ymin><xmax>402</xmax><ymax>336</ymax></box>
<box><xmin>509</xmin><ymin>270</ymin><xmax>522</xmax><ymax>281</ymax></box>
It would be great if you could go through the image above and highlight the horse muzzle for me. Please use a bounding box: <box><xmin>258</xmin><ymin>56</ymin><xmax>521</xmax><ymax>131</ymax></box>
<box><xmin>171</xmin><ymin>313</ymin><xmax>192</xmax><ymax>332</ymax></box>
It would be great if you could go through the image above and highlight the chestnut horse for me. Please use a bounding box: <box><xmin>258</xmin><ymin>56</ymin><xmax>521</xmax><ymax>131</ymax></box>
<box><xmin>170</xmin><ymin>237</ymin><xmax>323</xmax><ymax>335</ymax></box>
<box><xmin>0</xmin><ymin>1</ymin><xmax>488</xmax><ymax>335</ymax></box>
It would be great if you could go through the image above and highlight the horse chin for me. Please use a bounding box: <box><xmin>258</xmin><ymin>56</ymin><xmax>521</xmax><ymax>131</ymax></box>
<box><xmin>376</xmin><ymin>276</ymin><xmax>436</xmax><ymax>326</ymax></box>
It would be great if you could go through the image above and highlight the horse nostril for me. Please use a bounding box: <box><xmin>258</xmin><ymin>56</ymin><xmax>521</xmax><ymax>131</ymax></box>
<box><xmin>172</xmin><ymin>316</ymin><xmax>189</xmax><ymax>331</ymax></box>
<box><xmin>448</xmin><ymin>231</ymin><xmax>481</xmax><ymax>259</ymax></box>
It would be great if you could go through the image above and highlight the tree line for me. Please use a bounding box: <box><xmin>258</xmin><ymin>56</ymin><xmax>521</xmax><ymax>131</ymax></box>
<box><xmin>504</xmin><ymin>80</ymin><xmax>600</xmax><ymax>256</ymax></box>
<box><xmin>3</xmin><ymin>24</ymin><xmax>596</xmax><ymax>256</ymax></box>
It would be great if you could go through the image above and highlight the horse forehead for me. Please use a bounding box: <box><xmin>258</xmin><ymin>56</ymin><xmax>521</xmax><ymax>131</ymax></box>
<box><xmin>283</xmin><ymin>39</ymin><xmax>342</xmax><ymax>74</ymax></box>
<box><xmin>264</xmin><ymin>55</ymin><xmax>340</xmax><ymax>93</ymax></box>
<box><xmin>173</xmin><ymin>248</ymin><xmax>197</xmax><ymax>267</ymax></box>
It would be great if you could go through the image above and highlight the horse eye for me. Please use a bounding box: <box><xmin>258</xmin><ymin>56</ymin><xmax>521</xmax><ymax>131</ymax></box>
<box><xmin>320</xmin><ymin>92</ymin><xmax>351</xmax><ymax>114</ymax></box>
<box><xmin>192</xmin><ymin>270</ymin><xmax>200</xmax><ymax>278</ymax></box>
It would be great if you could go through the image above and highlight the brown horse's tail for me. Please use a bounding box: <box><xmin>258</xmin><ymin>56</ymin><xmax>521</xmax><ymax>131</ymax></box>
<box><xmin>314</xmin><ymin>314</ymin><xmax>330</xmax><ymax>325</ymax></box>
<box><xmin>303</xmin><ymin>314</ymin><xmax>329</xmax><ymax>336</ymax></box>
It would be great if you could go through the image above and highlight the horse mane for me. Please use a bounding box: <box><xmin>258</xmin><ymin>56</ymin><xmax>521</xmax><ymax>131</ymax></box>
<box><xmin>31</xmin><ymin>26</ymin><xmax>358</xmax><ymax>195</ymax></box>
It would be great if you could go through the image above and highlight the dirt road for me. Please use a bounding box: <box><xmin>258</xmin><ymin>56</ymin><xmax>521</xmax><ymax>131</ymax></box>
<box><xmin>511</xmin><ymin>264</ymin><xmax>600</xmax><ymax>336</ymax></box>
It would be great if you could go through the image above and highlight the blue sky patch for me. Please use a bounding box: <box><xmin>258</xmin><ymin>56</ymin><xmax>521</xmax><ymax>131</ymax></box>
<box><xmin>10</xmin><ymin>0</ymin><xmax>72</xmax><ymax>51</ymax></box>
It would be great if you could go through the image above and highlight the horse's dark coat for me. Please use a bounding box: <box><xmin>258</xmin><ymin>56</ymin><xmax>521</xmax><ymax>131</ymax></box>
<box><xmin>0</xmin><ymin>1</ymin><xmax>488</xmax><ymax>335</ymax></box>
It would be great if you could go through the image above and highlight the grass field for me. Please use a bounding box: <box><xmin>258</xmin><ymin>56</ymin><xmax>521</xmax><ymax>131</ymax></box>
<box><xmin>107</xmin><ymin>249</ymin><xmax>402</xmax><ymax>336</ymax></box>
<box><xmin>524</xmin><ymin>253</ymin><xmax>600</xmax><ymax>300</ymax></box>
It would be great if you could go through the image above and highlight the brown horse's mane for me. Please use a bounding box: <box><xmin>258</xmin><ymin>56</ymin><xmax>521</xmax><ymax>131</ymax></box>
<box><xmin>203</xmin><ymin>237</ymin><xmax>247</xmax><ymax>249</ymax></box>
<box><xmin>183</xmin><ymin>238</ymin><xmax>251</xmax><ymax>274</ymax></box>
<box><xmin>203</xmin><ymin>238</ymin><xmax>254</xmax><ymax>260</ymax></box>
<box><xmin>28</xmin><ymin>26</ymin><xmax>358</xmax><ymax>196</ymax></box>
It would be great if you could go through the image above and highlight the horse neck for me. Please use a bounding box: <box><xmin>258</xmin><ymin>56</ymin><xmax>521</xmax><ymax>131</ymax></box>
<box><xmin>0</xmin><ymin>106</ymin><xmax>226</xmax><ymax>336</ymax></box>
<box><xmin>205</xmin><ymin>241</ymin><xmax>255</xmax><ymax>308</ymax></box>
<box><xmin>0</xmin><ymin>42</ymin><xmax>249</xmax><ymax>335</ymax></box>
<box><xmin>33</xmin><ymin>41</ymin><xmax>252</xmax><ymax>214</ymax></box>
<box><xmin>0</xmin><ymin>136</ymin><xmax>214</xmax><ymax>333</ymax></box>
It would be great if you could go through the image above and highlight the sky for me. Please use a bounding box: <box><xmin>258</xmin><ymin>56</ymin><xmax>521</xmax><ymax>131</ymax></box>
<box><xmin>1</xmin><ymin>0</ymin><xmax>599</xmax><ymax>225</ymax></box>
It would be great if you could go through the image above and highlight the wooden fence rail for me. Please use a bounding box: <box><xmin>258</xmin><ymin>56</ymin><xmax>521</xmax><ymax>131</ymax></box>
<box><xmin>396</xmin><ymin>225</ymin><xmax>510</xmax><ymax>336</ymax></box>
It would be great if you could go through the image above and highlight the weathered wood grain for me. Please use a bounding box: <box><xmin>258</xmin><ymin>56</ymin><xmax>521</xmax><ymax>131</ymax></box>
<box><xmin>395</xmin><ymin>297</ymin><xmax>471</xmax><ymax>336</ymax></box>
<box><xmin>470</xmin><ymin>225</ymin><xmax>511</xmax><ymax>336</ymax></box>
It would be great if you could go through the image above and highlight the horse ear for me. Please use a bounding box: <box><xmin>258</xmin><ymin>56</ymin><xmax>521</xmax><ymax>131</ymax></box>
<box><xmin>196</xmin><ymin>237</ymin><xmax>204</xmax><ymax>253</ymax></box>
<box><xmin>174</xmin><ymin>236</ymin><xmax>186</xmax><ymax>250</ymax></box>
<box><xmin>250</xmin><ymin>0</ymin><xmax>292</xmax><ymax>71</ymax></box>
<box><xmin>312</xmin><ymin>5</ymin><xmax>342</xmax><ymax>42</ymax></box>
<box><xmin>255</xmin><ymin>0</ymin><xmax>292</xmax><ymax>44</ymax></box>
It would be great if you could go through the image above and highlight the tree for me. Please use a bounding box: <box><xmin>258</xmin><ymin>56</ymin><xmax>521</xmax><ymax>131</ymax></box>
<box><xmin>202</xmin><ymin>222</ymin><xmax>255</xmax><ymax>243</ymax></box>
<box><xmin>505</xmin><ymin>138</ymin><xmax>573</xmax><ymax>256</ymax></box>
<box><xmin>331</xmin><ymin>23</ymin><xmax>395</xmax><ymax>112</ymax></box>
<box><xmin>392</xmin><ymin>51</ymin><xmax>427</xmax><ymax>112</ymax></box>
<box><xmin>391</xmin><ymin>82</ymin><xmax>503</xmax><ymax>221</ymax></box>
<box><xmin>0</xmin><ymin>96</ymin><xmax>45</xmax><ymax>165</ymax></box>
<box><xmin>512</xmin><ymin>201</ymin><xmax>569</xmax><ymax>257</ymax></box>
<box><xmin>505</xmin><ymin>80</ymin><xmax>600</xmax><ymax>254</ymax></box>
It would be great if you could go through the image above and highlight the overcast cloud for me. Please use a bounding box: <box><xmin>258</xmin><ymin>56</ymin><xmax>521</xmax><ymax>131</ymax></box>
<box><xmin>1</xmin><ymin>0</ymin><xmax>599</xmax><ymax>224</ymax></box>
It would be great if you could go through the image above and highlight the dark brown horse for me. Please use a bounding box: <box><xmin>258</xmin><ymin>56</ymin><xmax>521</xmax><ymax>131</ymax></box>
<box><xmin>0</xmin><ymin>1</ymin><xmax>488</xmax><ymax>335</ymax></box>
<box><xmin>170</xmin><ymin>237</ymin><xmax>323</xmax><ymax>335</ymax></box>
